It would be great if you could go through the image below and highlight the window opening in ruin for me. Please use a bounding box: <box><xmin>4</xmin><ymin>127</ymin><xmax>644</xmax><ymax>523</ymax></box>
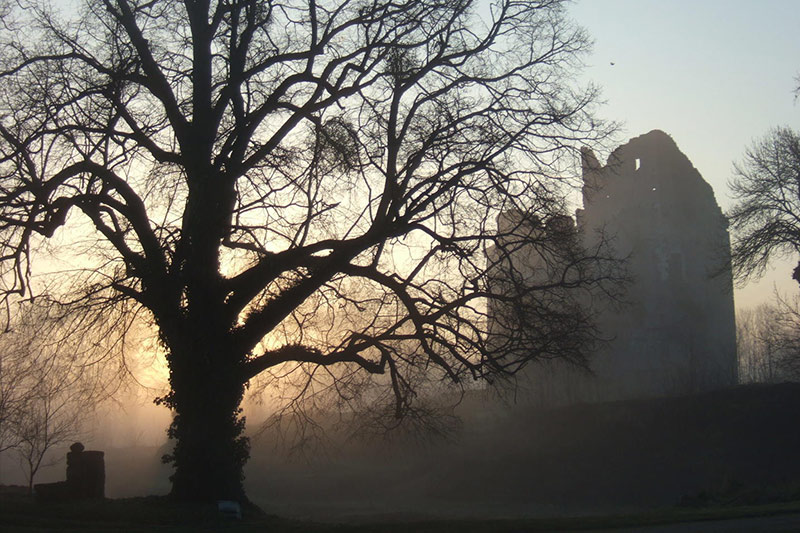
<box><xmin>635</xmin><ymin>158</ymin><xmax>641</xmax><ymax>171</ymax></box>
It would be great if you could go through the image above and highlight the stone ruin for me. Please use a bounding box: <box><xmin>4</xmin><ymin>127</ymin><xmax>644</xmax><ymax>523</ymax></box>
<box><xmin>493</xmin><ymin>130</ymin><xmax>738</xmax><ymax>405</ymax></box>
<box><xmin>34</xmin><ymin>442</ymin><xmax>105</xmax><ymax>501</ymax></box>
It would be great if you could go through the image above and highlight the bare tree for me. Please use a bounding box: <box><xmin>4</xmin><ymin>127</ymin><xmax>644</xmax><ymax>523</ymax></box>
<box><xmin>15</xmin><ymin>382</ymin><xmax>85</xmax><ymax>495</ymax></box>
<box><xmin>728</xmin><ymin>127</ymin><xmax>800</xmax><ymax>286</ymax></box>
<box><xmin>769</xmin><ymin>294</ymin><xmax>800</xmax><ymax>380</ymax></box>
<box><xmin>0</xmin><ymin>299</ymin><xmax>124</xmax><ymax>492</ymax></box>
<box><xmin>737</xmin><ymin>296</ymin><xmax>800</xmax><ymax>384</ymax></box>
<box><xmin>0</xmin><ymin>305</ymin><xmax>48</xmax><ymax>469</ymax></box>
<box><xmin>738</xmin><ymin>304</ymin><xmax>783</xmax><ymax>383</ymax></box>
<box><xmin>0</xmin><ymin>0</ymin><xmax>621</xmax><ymax>502</ymax></box>
<box><xmin>0</xmin><ymin>352</ymin><xmax>25</xmax><ymax>472</ymax></box>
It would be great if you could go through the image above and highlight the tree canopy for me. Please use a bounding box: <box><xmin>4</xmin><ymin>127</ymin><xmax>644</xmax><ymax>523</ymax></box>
<box><xmin>0</xmin><ymin>0</ymin><xmax>620</xmax><ymax>501</ymax></box>
<box><xmin>728</xmin><ymin>127</ymin><xmax>800</xmax><ymax>287</ymax></box>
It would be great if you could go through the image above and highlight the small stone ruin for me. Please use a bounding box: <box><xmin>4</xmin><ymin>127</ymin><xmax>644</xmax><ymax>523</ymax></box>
<box><xmin>34</xmin><ymin>442</ymin><xmax>105</xmax><ymax>502</ymax></box>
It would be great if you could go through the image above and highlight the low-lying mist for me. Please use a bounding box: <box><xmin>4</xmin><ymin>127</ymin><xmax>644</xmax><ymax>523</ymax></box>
<box><xmin>5</xmin><ymin>383</ymin><xmax>800</xmax><ymax>522</ymax></box>
<box><xmin>242</xmin><ymin>383</ymin><xmax>800</xmax><ymax>520</ymax></box>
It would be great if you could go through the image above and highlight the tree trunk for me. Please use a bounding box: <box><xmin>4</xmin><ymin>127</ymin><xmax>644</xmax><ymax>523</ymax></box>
<box><xmin>27</xmin><ymin>465</ymin><xmax>35</xmax><ymax>496</ymax></box>
<box><xmin>164</xmin><ymin>336</ymin><xmax>249</xmax><ymax>503</ymax></box>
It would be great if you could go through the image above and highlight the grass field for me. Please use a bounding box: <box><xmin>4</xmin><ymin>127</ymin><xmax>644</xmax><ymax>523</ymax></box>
<box><xmin>3</xmin><ymin>494</ymin><xmax>800</xmax><ymax>532</ymax></box>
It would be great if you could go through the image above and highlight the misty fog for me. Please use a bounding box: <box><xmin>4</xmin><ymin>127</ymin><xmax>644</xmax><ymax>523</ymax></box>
<box><xmin>5</xmin><ymin>382</ymin><xmax>800</xmax><ymax>523</ymax></box>
<box><xmin>0</xmin><ymin>0</ymin><xmax>798</xmax><ymax>531</ymax></box>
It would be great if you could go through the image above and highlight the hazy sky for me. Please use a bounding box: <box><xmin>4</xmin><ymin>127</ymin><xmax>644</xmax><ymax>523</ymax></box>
<box><xmin>41</xmin><ymin>0</ymin><xmax>799</xmax><ymax>311</ymax></box>
<box><xmin>568</xmin><ymin>0</ymin><xmax>800</xmax><ymax>308</ymax></box>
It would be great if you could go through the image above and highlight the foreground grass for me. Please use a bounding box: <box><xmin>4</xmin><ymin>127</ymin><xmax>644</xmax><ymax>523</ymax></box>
<box><xmin>3</xmin><ymin>494</ymin><xmax>800</xmax><ymax>532</ymax></box>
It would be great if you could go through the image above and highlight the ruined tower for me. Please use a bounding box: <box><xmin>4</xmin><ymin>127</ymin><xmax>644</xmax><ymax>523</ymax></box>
<box><xmin>511</xmin><ymin>130</ymin><xmax>738</xmax><ymax>404</ymax></box>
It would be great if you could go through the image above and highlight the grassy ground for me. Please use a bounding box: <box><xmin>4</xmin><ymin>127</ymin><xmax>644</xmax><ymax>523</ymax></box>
<box><xmin>3</xmin><ymin>494</ymin><xmax>800</xmax><ymax>532</ymax></box>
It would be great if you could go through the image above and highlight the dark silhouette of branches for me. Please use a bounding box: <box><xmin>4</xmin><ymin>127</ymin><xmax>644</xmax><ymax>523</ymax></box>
<box><xmin>728</xmin><ymin>127</ymin><xmax>800</xmax><ymax>286</ymax></box>
<box><xmin>0</xmin><ymin>0</ymin><xmax>621</xmax><ymax>501</ymax></box>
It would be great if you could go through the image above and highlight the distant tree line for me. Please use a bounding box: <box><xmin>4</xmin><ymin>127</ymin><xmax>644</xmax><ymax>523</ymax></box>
<box><xmin>737</xmin><ymin>295</ymin><xmax>800</xmax><ymax>384</ymax></box>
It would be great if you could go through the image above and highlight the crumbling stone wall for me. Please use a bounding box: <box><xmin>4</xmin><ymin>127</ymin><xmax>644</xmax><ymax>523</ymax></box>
<box><xmin>504</xmin><ymin>130</ymin><xmax>737</xmax><ymax>404</ymax></box>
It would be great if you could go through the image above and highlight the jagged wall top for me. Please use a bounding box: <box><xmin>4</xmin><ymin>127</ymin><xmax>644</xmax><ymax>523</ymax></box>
<box><xmin>580</xmin><ymin>130</ymin><xmax>723</xmax><ymax>221</ymax></box>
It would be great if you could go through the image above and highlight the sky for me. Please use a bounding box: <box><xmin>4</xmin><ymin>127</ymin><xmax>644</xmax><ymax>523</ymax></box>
<box><xmin>568</xmin><ymin>0</ymin><xmax>800</xmax><ymax>309</ymax></box>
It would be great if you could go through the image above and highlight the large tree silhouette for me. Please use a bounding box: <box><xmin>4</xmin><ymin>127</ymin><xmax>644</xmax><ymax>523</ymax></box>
<box><xmin>0</xmin><ymin>0</ymin><xmax>620</xmax><ymax>502</ymax></box>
